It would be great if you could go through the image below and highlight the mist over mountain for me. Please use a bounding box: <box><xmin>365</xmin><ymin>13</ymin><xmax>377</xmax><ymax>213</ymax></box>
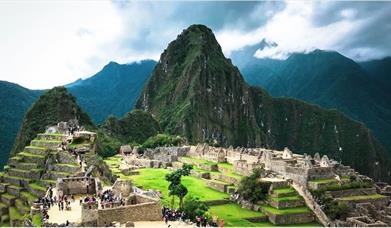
<box><xmin>136</xmin><ymin>24</ymin><xmax>391</xmax><ymax>182</ymax></box>
<box><xmin>232</xmin><ymin>46</ymin><xmax>391</xmax><ymax>156</ymax></box>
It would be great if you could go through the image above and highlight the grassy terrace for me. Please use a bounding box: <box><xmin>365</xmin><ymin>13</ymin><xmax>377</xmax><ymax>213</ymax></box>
<box><xmin>309</xmin><ymin>176</ymin><xmax>349</xmax><ymax>184</ymax></box>
<box><xmin>25</xmin><ymin>146</ymin><xmax>46</xmax><ymax>150</ymax></box>
<box><xmin>120</xmin><ymin>168</ymin><xmax>229</xmax><ymax>206</ymax></box>
<box><xmin>337</xmin><ymin>194</ymin><xmax>387</xmax><ymax>201</ymax></box>
<box><xmin>2</xmin><ymin>193</ymin><xmax>16</xmax><ymax>200</ymax></box>
<box><xmin>273</xmin><ymin>188</ymin><xmax>295</xmax><ymax>194</ymax></box>
<box><xmin>32</xmin><ymin>139</ymin><xmax>62</xmax><ymax>143</ymax></box>
<box><xmin>261</xmin><ymin>205</ymin><xmax>310</xmax><ymax>215</ymax></box>
<box><xmin>270</xmin><ymin>195</ymin><xmax>302</xmax><ymax>202</ymax></box>
<box><xmin>180</xmin><ymin>156</ymin><xmax>217</xmax><ymax>166</ymax></box>
<box><xmin>21</xmin><ymin>191</ymin><xmax>37</xmax><ymax>203</ymax></box>
<box><xmin>55</xmin><ymin>163</ymin><xmax>79</xmax><ymax>168</ymax></box>
<box><xmin>29</xmin><ymin>182</ymin><xmax>46</xmax><ymax>191</ymax></box>
<box><xmin>37</xmin><ymin>133</ymin><xmax>64</xmax><ymax>136</ymax></box>
<box><xmin>192</xmin><ymin>166</ymin><xmax>209</xmax><ymax>174</ymax></box>
<box><xmin>208</xmin><ymin>203</ymin><xmax>266</xmax><ymax>227</ymax></box>
<box><xmin>218</xmin><ymin>162</ymin><xmax>233</xmax><ymax>169</ymax></box>
<box><xmin>9</xmin><ymin>207</ymin><xmax>23</xmax><ymax>220</ymax></box>
<box><xmin>4</xmin><ymin>174</ymin><xmax>31</xmax><ymax>182</ymax></box>
<box><xmin>19</xmin><ymin>152</ymin><xmax>45</xmax><ymax>158</ymax></box>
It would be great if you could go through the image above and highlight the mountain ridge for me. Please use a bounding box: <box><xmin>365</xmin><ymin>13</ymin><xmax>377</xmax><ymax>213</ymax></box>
<box><xmin>136</xmin><ymin>24</ymin><xmax>391</xmax><ymax>182</ymax></box>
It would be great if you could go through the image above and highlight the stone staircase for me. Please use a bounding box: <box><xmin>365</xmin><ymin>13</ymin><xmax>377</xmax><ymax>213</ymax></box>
<box><xmin>0</xmin><ymin>132</ymin><xmax>82</xmax><ymax>226</ymax></box>
<box><xmin>292</xmin><ymin>182</ymin><xmax>331</xmax><ymax>226</ymax></box>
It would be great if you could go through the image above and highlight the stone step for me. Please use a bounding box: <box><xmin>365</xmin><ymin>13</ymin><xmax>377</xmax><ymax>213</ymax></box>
<box><xmin>271</xmin><ymin>188</ymin><xmax>298</xmax><ymax>198</ymax></box>
<box><xmin>27</xmin><ymin>182</ymin><xmax>47</xmax><ymax>198</ymax></box>
<box><xmin>0</xmin><ymin>183</ymin><xmax>10</xmax><ymax>193</ymax></box>
<box><xmin>1</xmin><ymin>193</ymin><xmax>16</xmax><ymax>206</ymax></box>
<box><xmin>9</xmin><ymin>207</ymin><xmax>24</xmax><ymax>227</ymax></box>
<box><xmin>3</xmin><ymin>175</ymin><xmax>32</xmax><ymax>187</ymax></box>
<box><xmin>48</xmin><ymin>170</ymin><xmax>72</xmax><ymax>179</ymax></box>
<box><xmin>41</xmin><ymin>179</ymin><xmax>57</xmax><ymax>187</ymax></box>
<box><xmin>37</xmin><ymin>133</ymin><xmax>67</xmax><ymax>141</ymax></box>
<box><xmin>13</xmin><ymin>162</ymin><xmax>39</xmax><ymax>170</ymax></box>
<box><xmin>20</xmin><ymin>191</ymin><xmax>37</xmax><ymax>205</ymax></box>
<box><xmin>31</xmin><ymin>139</ymin><xmax>62</xmax><ymax>150</ymax></box>
<box><xmin>24</xmin><ymin>146</ymin><xmax>48</xmax><ymax>156</ymax></box>
<box><xmin>7</xmin><ymin>168</ymin><xmax>42</xmax><ymax>180</ymax></box>
<box><xmin>6</xmin><ymin>185</ymin><xmax>23</xmax><ymax>198</ymax></box>
<box><xmin>0</xmin><ymin>202</ymin><xmax>8</xmax><ymax>216</ymax></box>
<box><xmin>8</xmin><ymin>156</ymin><xmax>23</xmax><ymax>166</ymax></box>
<box><xmin>15</xmin><ymin>199</ymin><xmax>30</xmax><ymax>215</ymax></box>
<box><xmin>1</xmin><ymin>214</ymin><xmax>9</xmax><ymax>223</ymax></box>
<box><xmin>18</xmin><ymin>152</ymin><xmax>46</xmax><ymax>165</ymax></box>
<box><xmin>51</xmin><ymin>163</ymin><xmax>80</xmax><ymax>173</ymax></box>
<box><xmin>268</xmin><ymin>196</ymin><xmax>305</xmax><ymax>209</ymax></box>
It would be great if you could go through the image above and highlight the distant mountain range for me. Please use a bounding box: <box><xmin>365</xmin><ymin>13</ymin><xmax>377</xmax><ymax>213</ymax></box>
<box><xmin>0</xmin><ymin>81</ymin><xmax>42</xmax><ymax>167</ymax></box>
<box><xmin>66</xmin><ymin>60</ymin><xmax>156</xmax><ymax>123</ymax></box>
<box><xmin>0</xmin><ymin>27</ymin><xmax>390</xmax><ymax>183</ymax></box>
<box><xmin>232</xmin><ymin>46</ymin><xmax>391</xmax><ymax>156</ymax></box>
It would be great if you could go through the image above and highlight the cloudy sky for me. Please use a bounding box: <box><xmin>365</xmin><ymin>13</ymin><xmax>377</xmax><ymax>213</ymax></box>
<box><xmin>1</xmin><ymin>1</ymin><xmax>390</xmax><ymax>89</ymax></box>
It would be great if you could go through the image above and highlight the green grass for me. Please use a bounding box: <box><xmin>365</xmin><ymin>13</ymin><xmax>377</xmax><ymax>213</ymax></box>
<box><xmin>9</xmin><ymin>207</ymin><xmax>23</xmax><ymax>220</ymax></box>
<box><xmin>32</xmin><ymin>139</ymin><xmax>62</xmax><ymax>143</ymax></box>
<box><xmin>180</xmin><ymin>156</ymin><xmax>217</xmax><ymax>166</ymax></box>
<box><xmin>208</xmin><ymin>203</ymin><xmax>266</xmax><ymax>227</ymax></box>
<box><xmin>19</xmin><ymin>152</ymin><xmax>45</xmax><ymax>159</ymax></box>
<box><xmin>119</xmin><ymin>168</ymin><xmax>229</xmax><ymax>207</ymax></box>
<box><xmin>20</xmin><ymin>191</ymin><xmax>37</xmax><ymax>203</ymax></box>
<box><xmin>25</xmin><ymin>146</ymin><xmax>46</xmax><ymax>150</ymax></box>
<box><xmin>337</xmin><ymin>194</ymin><xmax>387</xmax><ymax>201</ymax></box>
<box><xmin>37</xmin><ymin>133</ymin><xmax>64</xmax><ymax>136</ymax></box>
<box><xmin>218</xmin><ymin>162</ymin><xmax>233</xmax><ymax>169</ymax></box>
<box><xmin>309</xmin><ymin>176</ymin><xmax>349</xmax><ymax>184</ymax></box>
<box><xmin>261</xmin><ymin>205</ymin><xmax>310</xmax><ymax>215</ymax></box>
<box><xmin>4</xmin><ymin>174</ymin><xmax>31</xmax><ymax>182</ymax></box>
<box><xmin>192</xmin><ymin>166</ymin><xmax>210</xmax><ymax>174</ymax></box>
<box><xmin>55</xmin><ymin>163</ymin><xmax>79</xmax><ymax>168</ymax></box>
<box><xmin>270</xmin><ymin>195</ymin><xmax>302</xmax><ymax>202</ymax></box>
<box><xmin>32</xmin><ymin>213</ymin><xmax>42</xmax><ymax>227</ymax></box>
<box><xmin>0</xmin><ymin>202</ymin><xmax>6</xmax><ymax>209</ymax></box>
<box><xmin>29</xmin><ymin>182</ymin><xmax>46</xmax><ymax>191</ymax></box>
<box><xmin>250</xmin><ymin>222</ymin><xmax>322</xmax><ymax>227</ymax></box>
<box><xmin>273</xmin><ymin>188</ymin><xmax>295</xmax><ymax>194</ymax></box>
<box><xmin>2</xmin><ymin>193</ymin><xmax>16</xmax><ymax>200</ymax></box>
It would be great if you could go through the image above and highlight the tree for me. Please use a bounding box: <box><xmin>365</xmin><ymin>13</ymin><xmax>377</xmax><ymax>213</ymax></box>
<box><xmin>237</xmin><ymin>168</ymin><xmax>269</xmax><ymax>203</ymax></box>
<box><xmin>165</xmin><ymin>164</ymin><xmax>193</xmax><ymax>208</ymax></box>
<box><xmin>182</xmin><ymin>196</ymin><xmax>209</xmax><ymax>222</ymax></box>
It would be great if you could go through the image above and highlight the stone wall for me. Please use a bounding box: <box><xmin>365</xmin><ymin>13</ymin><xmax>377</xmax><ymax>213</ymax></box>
<box><xmin>207</xmin><ymin>180</ymin><xmax>229</xmax><ymax>192</ymax></box>
<box><xmin>336</xmin><ymin>196</ymin><xmax>390</xmax><ymax>209</ymax></box>
<box><xmin>96</xmin><ymin>197</ymin><xmax>161</xmax><ymax>226</ymax></box>
<box><xmin>56</xmin><ymin>177</ymin><xmax>99</xmax><ymax>196</ymax></box>
<box><xmin>327</xmin><ymin>188</ymin><xmax>377</xmax><ymax>198</ymax></box>
<box><xmin>266</xmin><ymin>211</ymin><xmax>314</xmax><ymax>225</ymax></box>
<box><xmin>268</xmin><ymin>199</ymin><xmax>305</xmax><ymax>209</ymax></box>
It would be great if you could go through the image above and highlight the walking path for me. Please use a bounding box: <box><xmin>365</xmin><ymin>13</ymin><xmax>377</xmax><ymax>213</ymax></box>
<box><xmin>291</xmin><ymin>182</ymin><xmax>331</xmax><ymax>227</ymax></box>
<box><xmin>47</xmin><ymin>195</ymin><xmax>83</xmax><ymax>224</ymax></box>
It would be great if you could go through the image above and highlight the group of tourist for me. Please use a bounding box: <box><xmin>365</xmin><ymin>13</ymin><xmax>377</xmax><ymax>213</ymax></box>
<box><xmin>195</xmin><ymin>215</ymin><xmax>224</xmax><ymax>227</ymax></box>
<box><xmin>161</xmin><ymin>206</ymin><xmax>224</xmax><ymax>227</ymax></box>
<box><xmin>57</xmin><ymin>194</ymin><xmax>75</xmax><ymax>211</ymax></box>
<box><xmin>162</xmin><ymin>207</ymin><xmax>185</xmax><ymax>223</ymax></box>
<box><xmin>99</xmin><ymin>189</ymin><xmax>126</xmax><ymax>208</ymax></box>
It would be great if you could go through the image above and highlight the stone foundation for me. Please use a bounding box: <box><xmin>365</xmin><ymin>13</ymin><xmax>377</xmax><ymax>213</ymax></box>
<box><xmin>266</xmin><ymin>211</ymin><xmax>314</xmax><ymax>225</ymax></box>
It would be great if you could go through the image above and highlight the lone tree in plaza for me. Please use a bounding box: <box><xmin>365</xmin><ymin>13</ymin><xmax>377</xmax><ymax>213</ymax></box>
<box><xmin>165</xmin><ymin>163</ymin><xmax>193</xmax><ymax>208</ymax></box>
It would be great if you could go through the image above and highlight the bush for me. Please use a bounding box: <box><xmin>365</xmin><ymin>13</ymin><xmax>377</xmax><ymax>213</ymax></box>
<box><xmin>138</xmin><ymin>134</ymin><xmax>186</xmax><ymax>152</ymax></box>
<box><xmin>324</xmin><ymin>201</ymin><xmax>349</xmax><ymax>220</ymax></box>
<box><xmin>237</xmin><ymin>168</ymin><xmax>269</xmax><ymax>203</ymax></box>
<box><xmin>96</xmin><ymin>131</ymin><xmax>122</xmax><ymax>158</ymax></box>
<box><xmin>182</xmin><ymin>196</ymin><xmax>209</xmax><ymax>222</ymax></box>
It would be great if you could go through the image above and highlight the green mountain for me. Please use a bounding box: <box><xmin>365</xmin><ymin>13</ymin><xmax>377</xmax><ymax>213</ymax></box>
<box><xmin>0</xmin><ymin>81</ymin><xmax>42</xmax><ymax>167</ymax></box>
<box><xmin>360</xmin><ymin>57</ymin><xmax>391</xmax><ymax>95</ymax></box>
<box><xmin>136</xmin><ymin>24</ymin><xmax>391</xmax><ymax>182</ymax></box>
<box><xmin>11</xmin><ymin>86</ymin><xmax>94</xmax><ymax>156</ymax></box>
<box><xmin>235</xmin><ymin>49</ymin><xmax>391</xmax><ymax>156</ymax></box>
<box><xmin>67</xmin><ymin>60</ymin><xmax>156</xmax><ymax>123</ymax></box>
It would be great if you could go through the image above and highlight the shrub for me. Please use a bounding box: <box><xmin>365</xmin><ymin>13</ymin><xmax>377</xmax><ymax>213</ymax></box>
<box><xmin>182</xmin><ymin>196</ymin><xmax>209</xmax><ymax>222</ymax></box>
<box><xmin>237</xmin><ymin>168</ymin><xmax>269</xmax><ymax>203</ymax></box>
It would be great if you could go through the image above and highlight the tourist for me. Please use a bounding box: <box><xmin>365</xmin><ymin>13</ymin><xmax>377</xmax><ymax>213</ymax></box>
<box><xmin>211</xmin><ymin>215</ymin><xmax>217</xmax><ymax>227</ymax></box>
<box><xmin>219</xmin><ymin>219</ymin><xmax>224</xmax><ymax>227</ymax></box>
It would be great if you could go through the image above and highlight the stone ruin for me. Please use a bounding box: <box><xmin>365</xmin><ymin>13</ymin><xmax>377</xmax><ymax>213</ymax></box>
<box><xmin>81</xmin><ymin>180</ymin><xmax>162</xmax><ymax>226</ymax></box>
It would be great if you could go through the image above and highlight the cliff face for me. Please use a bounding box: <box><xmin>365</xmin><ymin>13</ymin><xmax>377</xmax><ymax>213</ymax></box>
<box><xmin>136</xmin><ymin>25</ymin><xmax>390</xmax><ymax>182</ymax></box>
